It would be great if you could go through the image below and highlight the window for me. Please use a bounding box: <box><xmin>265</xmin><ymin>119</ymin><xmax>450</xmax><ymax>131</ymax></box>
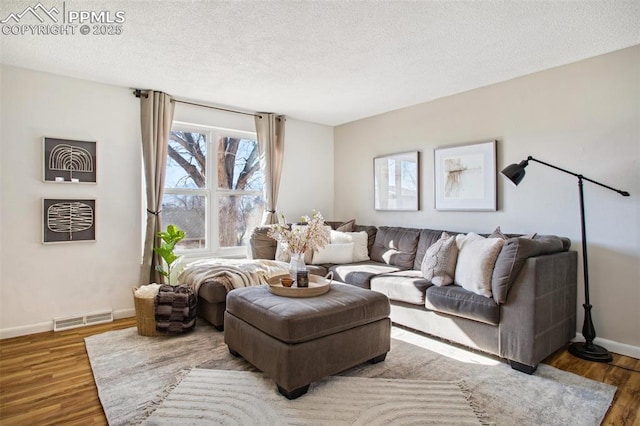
<box><xmin>162</xmin><ymin>123</ymin><xmax>264</xmax><ymax>256</ymax></box>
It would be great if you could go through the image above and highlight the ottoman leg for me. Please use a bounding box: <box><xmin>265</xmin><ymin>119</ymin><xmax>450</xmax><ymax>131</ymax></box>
<box><xmin>277</xmin><ymin>384</ymin><xmax>310</xmax><ymax>400</ymax></box>
<box><xmin>369</xmin><ymin>353</ymin><xmax>387</xmax><ymax>364</ymax></box>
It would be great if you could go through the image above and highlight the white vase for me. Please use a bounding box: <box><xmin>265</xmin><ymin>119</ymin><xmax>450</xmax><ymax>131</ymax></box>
<box><xmin>289</xmin><ymin>252</ymin><xmax>306</xmax><ymax>279</ymax></box>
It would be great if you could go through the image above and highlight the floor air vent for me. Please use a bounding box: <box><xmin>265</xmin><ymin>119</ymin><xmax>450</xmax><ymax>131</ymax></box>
<box><xmin>53</xmin><ymin>310</ymin><xmax>113</xmax><ymax>331</ymax></box>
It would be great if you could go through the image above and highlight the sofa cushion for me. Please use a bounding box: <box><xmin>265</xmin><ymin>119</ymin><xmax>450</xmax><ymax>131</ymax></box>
<box><xmin>454</xmin><ymin>233</ymin><xmax>504</xmax><ymax>298</ymax></box>
<box><xmin>420</xmin><ymin>232</ymin><xmax>459</xmax><ymax>286</ymax></box>
<box><xmin>370</xmin><ymin>227</ymin><xmax>420</xmax><ymax>269</ymax></box>
<box><xmin>370</xmin><ymin>270</ymin><xmax>432</xmax><ymax>305</ymax></box>
<box><xmin>425</xmin><ymin>285</ymin><xmax>500</xmax><ymax>325</ymax></box>
<box><xmin>491</xmin><ymin>236</ymin><xmax>566</xmax><ymax>304</ymax></box>
<box><xmin>329</xmin><ymin>261</ymin><xmax>403</xmax><ymax>289</ymax></box>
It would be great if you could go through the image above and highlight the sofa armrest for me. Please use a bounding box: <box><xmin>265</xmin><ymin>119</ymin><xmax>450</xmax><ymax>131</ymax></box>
<box><xmin>249</xmin><ymin>226</ymin><xmax>278</xmax><ymax>260</ymax></box>
<box><xmin>499</xmin><ymin>251</ymin><xmax>577</xmax><ymax>368</ymax></box>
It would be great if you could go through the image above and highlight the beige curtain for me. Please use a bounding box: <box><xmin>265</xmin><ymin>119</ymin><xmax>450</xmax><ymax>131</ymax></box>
<box><xmin>139</xmin><ymin>91</ymin><xmax>175</xmax><ymax>285</ymax></box>
<box><xmin>255</xmin><ymin>113</ymin><xmax>286</xmax><ymax>225</ymax></box>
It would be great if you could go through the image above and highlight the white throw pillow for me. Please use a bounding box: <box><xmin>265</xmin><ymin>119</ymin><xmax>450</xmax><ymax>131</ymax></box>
<box><xmin>420</xmin><ymin>232</ymin><xmax>458</xmax><ymax>286</ymax></box>
<box><xmin>330</xmin><ymin>230</ymin><xmax>370</xmax><ymax>262</ymax></box>
<box><xmin>312</xmin><ymin>243</ymin><xmax>355</xmax><ymax>264</ymax></box>
<box><xmin>454</xmin><ymin>233</ymin><xmax>504</xmax><ymax>298</ymax></box>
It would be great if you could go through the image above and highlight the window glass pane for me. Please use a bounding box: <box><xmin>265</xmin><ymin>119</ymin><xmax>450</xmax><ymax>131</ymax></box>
<box><xmin>218</xmin><ymin>194</ymin><xmax>265</xmax><ymax>248</ymax></box>
<box><xmin>162</xmin><ymin>194</ymin><xmax>206</xmax><ymax>250</ymax></box>
<box><xmin>217</xmin><ymin>137</ymin><xmax>262</xmax><ymax>191</ymax></box>
<box><xmin>166</xmin><ymin>131</ymin><xmax>207</xmax><ymax>189</ymax></box>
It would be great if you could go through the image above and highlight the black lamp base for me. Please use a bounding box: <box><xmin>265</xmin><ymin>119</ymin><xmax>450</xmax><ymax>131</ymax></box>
<box><xmin>568</xmin><ymin>341</ymin><xmax>613</xmax><ymax>363</ymax></box>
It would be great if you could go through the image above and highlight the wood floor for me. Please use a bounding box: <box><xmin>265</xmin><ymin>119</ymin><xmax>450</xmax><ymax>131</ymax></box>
<box><xmin>1</xmin><ymin>317</ymin><xmax>638</xmax><ymax>425</ymax></box>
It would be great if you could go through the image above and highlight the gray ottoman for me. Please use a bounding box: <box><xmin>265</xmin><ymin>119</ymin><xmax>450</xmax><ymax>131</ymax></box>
<box><xmin>224</xmin><ymin>283</ymin><xmax>391</xmax><ymax>399</ymax></box>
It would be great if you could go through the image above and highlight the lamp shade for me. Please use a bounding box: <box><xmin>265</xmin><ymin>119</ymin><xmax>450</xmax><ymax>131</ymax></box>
<box><xmin>501</xmin><ymin>160</ymin><xmax>529</xmax><ymax>186</ymax></box>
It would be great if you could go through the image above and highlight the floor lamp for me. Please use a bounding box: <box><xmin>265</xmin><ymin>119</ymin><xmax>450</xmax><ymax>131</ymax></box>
<box><xmin>501</xmin><ymin>156</ymin><xmax>629</xmax><ymax>363</ymax></box>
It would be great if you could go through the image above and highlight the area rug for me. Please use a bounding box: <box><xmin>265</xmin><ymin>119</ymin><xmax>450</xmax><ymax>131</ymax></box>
<box><xmin>85</xmin><ymin>321</ymin><xmax>616</xmax><ymax>425</ymax></box>
<box><xmin>142</xmin><ymin>369</ymin><xmax>483</xmax><ymax>425</ymax></box>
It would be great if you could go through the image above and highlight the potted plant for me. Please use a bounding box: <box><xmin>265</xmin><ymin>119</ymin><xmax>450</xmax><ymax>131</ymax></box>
<box><xmin>153</xmin><ymin>224</ymin><xmax>185</xmax><ymax>285</ymax></box>
<box><xmin>133</xmin><ymin>224</ymin><xmax>186</xmax><ymax>337</ymax></box>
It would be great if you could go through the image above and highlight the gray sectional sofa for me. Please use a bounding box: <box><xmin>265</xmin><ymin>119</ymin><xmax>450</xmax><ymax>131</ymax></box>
<box><xmin>197</xmin><ymin>221</ymin><xmax>577</xmax><ymax>374</ymax></box>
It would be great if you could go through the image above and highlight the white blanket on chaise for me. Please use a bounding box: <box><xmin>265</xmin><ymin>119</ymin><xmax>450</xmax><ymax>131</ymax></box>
<box><xmin>178</xmin><ymin>258</ymin><xmax>289</xmax><ymax>294</ymax></box>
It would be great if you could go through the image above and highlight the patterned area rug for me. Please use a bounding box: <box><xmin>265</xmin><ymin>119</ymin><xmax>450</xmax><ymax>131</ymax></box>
<box><xmin>85</xmin><ymin>321</ymin><xmax>616</xmax><ymax>425</ymax></box>
<box><xmin>142</xmin><ymin>369</ymin><xmax>483</xmax><ymax>425</ymax></box>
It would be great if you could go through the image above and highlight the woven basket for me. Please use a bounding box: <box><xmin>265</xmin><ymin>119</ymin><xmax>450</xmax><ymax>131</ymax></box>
<box><xmin>133</xmin><ymin>288</ymin><xmax>159</xmax><ymax>337</ymax></box>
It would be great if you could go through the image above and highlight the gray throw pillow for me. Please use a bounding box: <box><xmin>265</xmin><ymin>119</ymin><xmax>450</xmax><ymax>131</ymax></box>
<box><xmin>491</xmin><ymin>236</ymin><xmax>565</xmax><ymax>304</ymax></box>
<box><xmin>489</xmin><ymin>225</ymin><xmax>537</xmax><ymax>240</ymax></box>
<box><xmin>336</xmin><ymin>219</ymin><xmax>356</xmax><ymax>232</ymax></box>
<box><xmin>420</xmin><ymin>232</ymin><xmax>458</xmax><ymax>286</ymax></box>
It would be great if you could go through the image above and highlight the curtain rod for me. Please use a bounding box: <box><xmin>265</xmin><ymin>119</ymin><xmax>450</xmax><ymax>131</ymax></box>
<box><xmin>133</xmin><ymin>89</ymin><xmax>262</xmax><ymax>118</ymax></box>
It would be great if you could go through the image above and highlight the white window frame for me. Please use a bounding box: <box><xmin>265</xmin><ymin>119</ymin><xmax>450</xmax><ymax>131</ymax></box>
<box><xmin>166</xmin><ymin>121</ymin><xmax>260</xmax><ymax>260</ymax></box>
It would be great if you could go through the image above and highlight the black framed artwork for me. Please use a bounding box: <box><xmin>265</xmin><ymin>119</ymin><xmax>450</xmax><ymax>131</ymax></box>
<box><xmin>42</xmin><ymin>198</ymin><xmax>96</xmax><ymax>244</ymax></box>
<box><xmin>43</xmin><ymin>137</ymin><xmax>97</xmax><ymax>183</ymax></box>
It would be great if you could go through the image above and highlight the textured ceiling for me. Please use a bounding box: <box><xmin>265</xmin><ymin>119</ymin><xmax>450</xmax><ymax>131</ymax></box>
<box><xmin>1</xmin><ymin>1</ymin><xmax>639</xmax><ymax>125</ymax></box>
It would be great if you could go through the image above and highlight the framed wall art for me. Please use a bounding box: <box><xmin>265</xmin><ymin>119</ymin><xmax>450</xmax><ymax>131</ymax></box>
<box><xmin>374</xmin><ymin>151</ymin><xmax>420</xmax><ymax>211</ymax></box>
<box><xmin>43</xmin><ymin>137</ymin><xmax>97</xmax><ymax>183</ymax></box>
<box><xmin>434</xmin><ymin>140</ymin><xmax>497</xmax><ymax>211</ymax></box>
<box><xmin>42</xmin><ymin>198</ymin><xmax>96</xmax><ymax>244</ymax></box>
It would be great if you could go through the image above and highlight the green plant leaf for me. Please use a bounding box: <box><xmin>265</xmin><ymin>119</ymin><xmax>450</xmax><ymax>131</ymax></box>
<box><xmin>157</xmin><ymin>224</ymin><xmax>186</xmax><ymax>246</ymax></box>
<box><xmin>155</xmin><ymin>264</ymin><xmax>169</xmax><ymax>277</ymax></box>
<box><xmin>153</xmin><ymin>224</ymin><xmax>186</xmax><ymax>284</ymax></box>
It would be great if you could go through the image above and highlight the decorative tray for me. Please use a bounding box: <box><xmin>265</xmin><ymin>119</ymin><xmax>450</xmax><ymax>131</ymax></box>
<box><xmin>267</xmin><ymin>274</ymin><xmax>332</xmax><ymax>298</ymax></box>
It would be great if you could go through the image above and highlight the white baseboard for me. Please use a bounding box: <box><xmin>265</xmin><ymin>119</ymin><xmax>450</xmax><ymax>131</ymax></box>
<box><xmin>1</xmin><ymin>308</ymin><xmax>136</xmax><ymax>340</ymax></box>
<box><xmin>0</xmin><ymin>321</ymin><xmax>53</xmax><ymax>339</ymax></box>
<box><xmin>573</xmin><ymin>333</ymin><xmax>640</xmax><ymax>359</ymax></box>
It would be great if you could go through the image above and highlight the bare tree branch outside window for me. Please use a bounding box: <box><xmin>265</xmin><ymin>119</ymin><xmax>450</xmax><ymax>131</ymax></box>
<box><xmin>163</xmin><ymin>130</ymin><xmax>264</xmax><ymax>250</ymax></box>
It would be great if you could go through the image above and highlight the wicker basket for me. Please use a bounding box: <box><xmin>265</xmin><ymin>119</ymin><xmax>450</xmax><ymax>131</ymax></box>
<box><xmin>133</xmin><ymin>288</ymin><xmax>159</xmax><ymax>336</ymax></box>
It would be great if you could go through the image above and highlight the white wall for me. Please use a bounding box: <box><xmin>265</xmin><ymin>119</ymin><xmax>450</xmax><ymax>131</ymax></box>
<box><xmin>277</xmin><ymin>119</ymin><xmax>334</xmax><ymax>220</ymax></box>
<box><xmin>1</xmin><ymin>66</ymin><xmax>141</xmax><ymax>337</ymax></box>
<box><xmin>0</xmin><ymin>66</ymin><xmax>334</xmax><ymax>338</ymax></box>
<box><xmin>334</xmin><ymin>46</ymin><xmax>640</xmax><ymax>355</ymax></box>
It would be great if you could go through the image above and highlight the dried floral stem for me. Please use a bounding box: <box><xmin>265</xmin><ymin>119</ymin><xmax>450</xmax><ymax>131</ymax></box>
<box><xmin>267</xmin><ymin>211</ymin><xmax>330</xmax><ymax>255</ymax></box>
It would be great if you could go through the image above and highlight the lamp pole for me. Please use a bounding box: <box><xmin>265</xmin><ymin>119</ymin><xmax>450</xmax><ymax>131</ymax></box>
<box><xmin>502</xmin><ymin>156</ymin><xmax>629</xmax><ymax>362</ymax></box>
<box><xmin>569</xmin><ymin>176</ymin><xmax>612</xmax><ymax>361</ymax></box>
